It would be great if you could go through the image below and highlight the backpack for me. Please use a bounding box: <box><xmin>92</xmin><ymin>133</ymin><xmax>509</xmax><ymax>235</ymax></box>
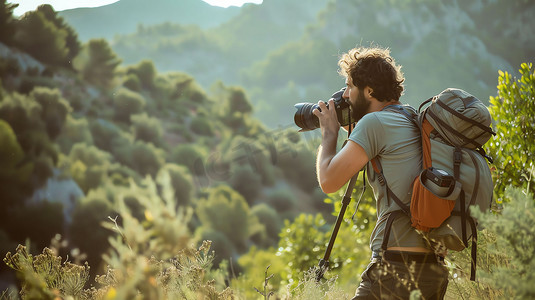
<box><xmin>370</xmin><ymin>88</ymin><xmax>495</xmax><ymax>281</ymax></box>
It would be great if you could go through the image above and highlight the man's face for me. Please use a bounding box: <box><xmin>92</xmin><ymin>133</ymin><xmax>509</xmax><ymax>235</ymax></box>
<box><xmin>343</xmin><ymin>77</ymin><xmax>370</xmax><ymax>122</ymax></box>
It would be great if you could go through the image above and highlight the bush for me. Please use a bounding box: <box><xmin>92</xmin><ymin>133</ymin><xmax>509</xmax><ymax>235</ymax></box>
<box><xmin>126</xmin><ymin>140</ymin><xmax>166</xmax><ymax>178</ymax></box>
<box><xmin>130</xmin><ymin>113</ymin><xmax>164</xmax><ymax>147</ymax></box>
<box><xmin>196</xmin><ymin>185</ymin><xmax>263</xmax><ymax>253</ymax></box>
<box><xmin>251</xmin><ymin>203</ymin><xmax>282</xmax><ymax>245</ymax></box>
<box><xmin>157</xmin><ymin>164</ymin><xmax>194</xmax><ymax>207</ymax></box>
<box><xmin>169</xmin><ymin>144</ymin><xmax>207</xmax><ymax>176</ymax></box>
<box><xmin>228</xmin><ymin>164</ymin><xmax>263</xmax><ymax>205</ymax></box>
<box><xmin>267</xmin><ymin>187</ymin><xmax>296</xmax><ymax>212</ymax></box>
<box><xmin>68</xmin><ymin>143</ymin><xmax>111</xmax><ymax>193</ymax></box>
<box><xmin>488</xmin><ymin>63</ymin><xmax>535</xmax><ymax>202</ymax></box>
<box><xmin>75</xmin><ymin>39</ymin><xmax>121</xmax><ymax>88</ymax></box>
<box><xmin>56</xmin><ymin>115</ymin><xmax>93</xmax><ymax>153</ymax></box>
<box><xmin>68</xmin><ymin>188</ymin><xmax>114</xmax><ymax>275</ymax></box>
<box><xmin>190</xmin><ymin>115</ymin><xmax>214</xmax><ymax>136</ymax></box>
<box><xmin>30</xmin><ymin>87</ymin><xmax>72</xmax><ymax>139</ymax></box>
<box><xmin>113</xmin><ymin>88</ymin><xmax>146</xmax><ymax>123</ymax></box>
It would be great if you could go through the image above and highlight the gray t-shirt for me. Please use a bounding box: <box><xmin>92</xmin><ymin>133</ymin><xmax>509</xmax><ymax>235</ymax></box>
<box><xmin>349</xmin><ymin>106</ymin><xmax>427</xmax><ymax>252</ymax></box>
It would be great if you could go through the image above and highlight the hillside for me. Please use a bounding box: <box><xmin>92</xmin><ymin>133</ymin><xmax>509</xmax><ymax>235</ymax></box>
<box><xmin>60</xmin><ymin>0</ymin><xmax>535</xmax><ymax>127</ymax></box>
<box><xmin>58</xmin><ymin>0</ymin><xmax>243</xmax><ymax>41</ymax></box>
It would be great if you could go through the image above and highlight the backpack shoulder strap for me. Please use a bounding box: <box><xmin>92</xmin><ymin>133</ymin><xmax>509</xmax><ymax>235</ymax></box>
<box><xmin>370</xmin><ymin>157</ymin><xmax>410</xmax><ymax>216</ymax></box>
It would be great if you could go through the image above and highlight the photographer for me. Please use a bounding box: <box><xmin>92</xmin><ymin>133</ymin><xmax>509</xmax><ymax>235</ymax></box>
<box><xmin>312</xmin><ymin>46</ymin><xmax>449</xmax><ymax>299</ymax></box>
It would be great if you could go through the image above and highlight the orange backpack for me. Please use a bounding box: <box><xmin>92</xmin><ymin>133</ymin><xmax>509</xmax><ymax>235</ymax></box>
<box><xmin>371</xmin><ymin>88</ymin><xmax>495</xmax><ymax>280</ymax></box>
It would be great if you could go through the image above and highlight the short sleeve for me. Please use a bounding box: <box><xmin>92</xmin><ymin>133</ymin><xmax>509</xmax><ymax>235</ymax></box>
<box><xmin>348</xmin><ymin>113</ymin><xmax>386</xmax><ymax>160</ymax></box>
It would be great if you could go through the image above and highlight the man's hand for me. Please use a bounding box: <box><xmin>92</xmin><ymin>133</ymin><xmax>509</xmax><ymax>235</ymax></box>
<box><xmin>312</xmin><ymin>99</ymin><xmax>340</xmax><ymax>140</ymax></box>
<box><xmin>313</xmin><ymin>99</ymin><xmax>368</xmax><ymax>194</ymax></box>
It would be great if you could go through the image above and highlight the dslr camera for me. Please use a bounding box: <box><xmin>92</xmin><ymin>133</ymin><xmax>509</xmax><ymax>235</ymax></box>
<box><xmin>294</xmin><ymin>88</ymin><xmax>351</xmax><ymax>131</ymax></box>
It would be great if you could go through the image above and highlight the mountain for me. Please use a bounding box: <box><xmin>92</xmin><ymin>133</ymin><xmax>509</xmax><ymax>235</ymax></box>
<box><xmin>59</xmin><ymin>0</ymin><xmax>535</xmax><ymax>128</ymax></box>
<box><xmin>58</xmin><ymin>0</ymin><xmax>242</xmax><ymax>41</ymax></box>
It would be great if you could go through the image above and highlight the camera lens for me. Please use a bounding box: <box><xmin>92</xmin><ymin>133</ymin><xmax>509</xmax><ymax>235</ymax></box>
<box><xmin>294</xmin><ymin>102</ymin><xmax>320</xmax><ymax>131</ymax></box>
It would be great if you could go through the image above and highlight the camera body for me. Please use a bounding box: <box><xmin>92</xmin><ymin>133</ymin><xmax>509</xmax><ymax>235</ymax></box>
<box><xmin>294</xmin><ymin>88</ymin><xmax>351</xmax><ymax>131</ymax></box>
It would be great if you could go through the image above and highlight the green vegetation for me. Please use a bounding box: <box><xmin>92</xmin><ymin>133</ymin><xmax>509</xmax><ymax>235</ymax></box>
<box><xmin>1</xmin><ymin>2</ymin><xmax>534</xmax><ymax>299</ymax></box>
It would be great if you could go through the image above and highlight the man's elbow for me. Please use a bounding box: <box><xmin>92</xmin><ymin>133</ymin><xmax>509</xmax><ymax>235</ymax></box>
<box><xmin>319</xmin><ymin>179</ymin><xmax>340</xmax><ymax>194</ymax></box>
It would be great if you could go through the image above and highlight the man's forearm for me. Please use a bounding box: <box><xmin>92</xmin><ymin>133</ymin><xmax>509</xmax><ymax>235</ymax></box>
<box><xmin>316</xmin><ymin>132</ymin><xmax>338</xmax><ymax>190</ymax></box>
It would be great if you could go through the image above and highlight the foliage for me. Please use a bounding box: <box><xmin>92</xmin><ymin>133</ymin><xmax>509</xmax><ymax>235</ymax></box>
<box><xmin>228</xmin><ymin>164</ymin><xmax>263</xmax><ymax>205</ymax></box>
<box><xmin>156</xmin><ymin>164</ymin><xmax>194</xmax><ymax>207</ymax></box>
<box><xmin>4</xmin><ymin>174</ymin><xmax>233</xmax><ymax>300</ymax></box>
<box><xmin>56</xmin><ymin>115</ymin><xmax>94</xmax><ymax>153</ymax></box>
<box><xmin>488</xmin><ymin>63</ymin><xmax>535</xmax><ymax>202</ymax></box>
<box><xmin>169</xmin><ymin>144</ymin><xmax>208</xmax><ymax>176</ymax></box>
<box><xmin>4</xmin><ymin>246</ymin><xmax>90</xmax><ymax>299</ymax></box>
<box><xmin>0</xmin><ymin>0</ymin><xmax>18</xmax><ymax>46</ymax></box>
<box><xmin>112</xmin><ymin>88</ymin><xmax>146</xmax><ymax>123</ymax></box>
<box><xmin>68</xmin><ymin>143</ymin><xmax>111</xmax><ymax>193</ymax></box>
<box><xmin>130</xmin><ymin>113</ymin><xmax>164</xmax><ymax>147</ymax></box>
<box><xmin>68</xmin><ymin>186</ymin><xmax>115</xmax><ymax>274</ymax></box>
<box><xmin>30</xmin><ymin>87</ymin><xmax>72</xmax><ymax>139</ymax></box>
<box><xmin>35</xmin><ymin>4</ymin><xmax>80</xmax><ymax>67</ymax></box>
<box><xmin>13</xmin><ymin>9</ymin><xmax>68</xmax><ymax>67</ymax></box>
<box><xmin>195</xmin><ymin>185</ymin><xmax>263</xmax><ymax>253</ymax></box>
<box><xmin>0</xmin><ymin>119</ymin><xmax>33</xmax><ymax>207</ymax></box>
<box><xmin>75</xmin><ymin>39</ymin><xmax>121</xmax><ymax>88</ymax></box>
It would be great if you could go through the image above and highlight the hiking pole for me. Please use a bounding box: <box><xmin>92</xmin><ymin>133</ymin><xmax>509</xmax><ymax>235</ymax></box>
<box><xmin>315</xmin><ymin>172</ymin><xmax>360</xmax><ymax>282</ymax></box>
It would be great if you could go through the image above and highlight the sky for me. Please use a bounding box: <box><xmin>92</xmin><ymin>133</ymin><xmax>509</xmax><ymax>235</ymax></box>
<box><xmin>9</xmin><ymin>0</ymin><xmax>263</xmax><ymax>16</ymax></box>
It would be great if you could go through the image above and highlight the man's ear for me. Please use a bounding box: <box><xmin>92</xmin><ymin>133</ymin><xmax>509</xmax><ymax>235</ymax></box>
<box><xmin>364</xmin><ymin>86</ymin><xmax>374</xmax><ymax>99</ymax></box>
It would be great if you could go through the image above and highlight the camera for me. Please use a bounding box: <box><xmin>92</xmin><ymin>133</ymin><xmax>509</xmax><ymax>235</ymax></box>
<box><xmin>294</xmin><ymin>88</ymin><xmax>351</xmax><ymax>131</ymax></box>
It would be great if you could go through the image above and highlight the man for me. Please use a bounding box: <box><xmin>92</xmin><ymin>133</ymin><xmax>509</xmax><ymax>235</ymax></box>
<box><xmin>313</xmin><ymin>46</ymin><xmax>449</xmax><ymax>299</ymax></box>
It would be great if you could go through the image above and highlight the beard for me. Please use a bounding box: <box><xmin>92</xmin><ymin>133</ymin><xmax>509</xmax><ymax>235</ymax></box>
<box><xmin>350</xmin><ymin>88</ymin><xmax>371</xmax><ymax>122</ymax></box>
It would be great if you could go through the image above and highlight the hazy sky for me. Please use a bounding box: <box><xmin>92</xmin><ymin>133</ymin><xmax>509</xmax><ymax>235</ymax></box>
<box><xmin>9</xmin><ymin>0</ymin><xmax>263</xmax><ymax>16</ymax></box>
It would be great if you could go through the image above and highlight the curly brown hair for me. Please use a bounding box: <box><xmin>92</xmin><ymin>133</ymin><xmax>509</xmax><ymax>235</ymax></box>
<box><xmin>338</xmin><ymin>46</ymin><xmax>405</xmax><ymax>102</ymax></box>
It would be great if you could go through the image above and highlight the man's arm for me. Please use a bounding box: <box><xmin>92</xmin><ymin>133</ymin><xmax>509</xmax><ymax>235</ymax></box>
<box><xmin>313</xmin><ymin>100</ymin><xmax>369</xmax><ymax>194</ymax></box>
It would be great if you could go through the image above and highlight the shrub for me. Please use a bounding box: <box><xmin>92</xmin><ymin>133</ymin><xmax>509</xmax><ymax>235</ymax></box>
<box><xmin>196</xmin><ymin>185</ymin><xmax>263</xmax><ymax>253</ymax></box>
<box><xmin>267</xmin><ymin>187</ymin><xmax>296</xmax><ymax>212</ymax></box>
<box><xmin>169</xmin><ymin>144</ymin><xmax>207</xmax><ymax>176</ymax></box>
<box><xmin>75</xmin><ymin>39</ymin><xmax>121</xmax><ymax>88</ymax></box>
<box><xmin>157</xmin><ymin>164</ymin><xmax>194</xmax><ymax>207</ymax></box>
<box><xmin>251</xmin><ymin>203</ymin><xmax>282</xmax><ymax>245</ymax></box>
<box><xmin>30</xmin><ymin>87</ymin><xmax>72</xmax><ymax>139</ymax></box>
<box><xmin>56</xmin><ymin>115</ymin><xmax>93</xmax><ymax>153</ymax></box>
<box><xmin>126</xmin><ymin>140</ymin><xmax>166</xmax><ymax>178</ymax></box>
<box><xmin>130</xmin><ymin>113</ymin><xmax>164</xmax><ymax>147</ymax></box>
<box><xmin>228</xmin><ymin>164</ymin><xmax>263</xmax><ymax>205</ymax></box>
<box><xmin>113</xmin><ymin>88</ymin><xmax>146</xmax><ymax>124</ymax></box>
<box><xmin>68</xmin><ymin>187</ymin><xmax>115</xmax><ymax>275</ymax></box>
<box><xmin>190</xmin><ymin>115</ymin><xmax>214</xmax><ymax>136</ymax></box>
<box><xmin>488</xmin><ymin>63</ymin><xmax>535</xmax><ymax>202</ymax></box>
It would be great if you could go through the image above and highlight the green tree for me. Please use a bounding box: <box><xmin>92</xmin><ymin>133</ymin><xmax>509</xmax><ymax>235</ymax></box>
<box><xmin>13</xmin><ymin>9</ymin><xmax>69</xmax><ymax>66</ymax></box>
<box><xmin>196</xmin><ymin>185</ymin><xmax>263</xmax><ymax>252</ymax></box>
<box><xmin>488</xmin><ymin>63</ymin><xmax>535</xmax><ymax>202</ymax></box>
<box><xmin>157</xmin><ymin>164</ymin><xmax>194</xmax><ymax>208</ymax></box>
<box><xmin>68</xmin><ymin>143</ymin><xmax>112</xmax><ymax>193</ymax></box>
<box><xmin>75</xmin><ymin>39</ymin><xmax>121</xmax><ymax>88</ymax></box>
<box><xmin>228</xmin><ymin>164</ymin><xmax>262</xmax><ymax>205</ymax></box>
<box><xmin>126</xmin><ymin>59</ymin><xmax>156</xmax><ymax>89</ymax></box>
<box><xmin>126</xmin><ymin>140</ymin><xmax>166</xmax><ymax>178</ymax></box>
<box><xmin>56</xmin><ymin>115</ymin><xmax>93</xmax><ymax>153</ymax></box>
<box><xmin>30</xmin><ymin>87</ymin><xmax>71</xmax><ymax>139</ymax></box>
<box><xmin>169</xmin><ymin>144</ymin><xmax>207</xmax><ymax>176</ymax></box>
<box><xmin>130</xmin><ymin>113</ymin><xmax>164</xmax><ymax>147</ymax></box>
<box><xmin>251</xmin><ymin>203</ymin><xmax>282</xmax><ymax>246</ymax></box>
<box><xmin>36</xmin><ymin>4</ymin><xmax>80</xmax><ymax>67</ymax></box>
<box><xmin>113</xmin><ymin>88</ymin><xmax>146</xmax><ymax>123</ymax></box>
<box><xmin>0</xmin><ymin>0</ymin><xmax>18</xmax><ymax>46</ymax></box>
<box><xmin>68</xmin><ymin>187</ymin><xmax>115</xmax><ymax>275</ymax></box>
<box><xmin>0</xmin><ymin>120</ymin><xmax>33</xmax><ymax>209</ymax></box>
